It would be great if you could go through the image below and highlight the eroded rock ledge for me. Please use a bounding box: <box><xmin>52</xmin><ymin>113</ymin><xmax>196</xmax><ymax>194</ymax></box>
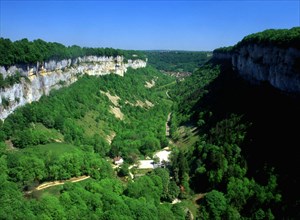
<box><xmin>0</xmin><ymin>56</ymin><xmax>146</xmax><ymax>120</ymax></box>
<box><xmin>213</xmin><ymin>45</ymin><xmax>300</xmax><ymax>93</ymax></box>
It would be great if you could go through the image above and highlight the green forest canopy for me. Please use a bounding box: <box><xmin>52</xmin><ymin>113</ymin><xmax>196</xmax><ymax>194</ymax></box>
<box><xmin>1</xmin><ymin>27</ymin><xmax>298</xmax><ymax>219</ymax></box>
<box><xmin>0</xmin><ymin>38</ymin><xmax>146</xmax><ymax>67</ymax></box>
<box><xmin>0</xmin><ymin>67</ymin><xmax>186</xmax><ymax>219</ymax></box>
<box><xmin>214</xmin><ymin>27</ymin><xmax>300</xmax><ymax>53</ymax></box>
<box><xmin>144</xmin><ymin>50</ymin><xmax>211</xmax><ymax>72</ymax></box>
<box><xmin>236</xmin><ymin>27</ymin><xmax>300</xmax><ymax>49</ymax></box>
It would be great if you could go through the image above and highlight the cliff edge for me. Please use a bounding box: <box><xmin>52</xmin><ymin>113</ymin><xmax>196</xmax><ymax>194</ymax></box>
<box><xmin>213</xmin><ymin>27</ymin><xmax>300</xmax><ymax>93</ymax></box>
<box><xmin>0</xmin><ymin>56</ymin><xmax>146</xmax><ymax>120</ymax></box>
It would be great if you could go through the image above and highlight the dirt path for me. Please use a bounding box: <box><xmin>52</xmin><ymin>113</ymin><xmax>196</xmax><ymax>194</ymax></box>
<box><xmin>166</xmin><ymin>90</ymin><xmax>171</xmax><ymax>98</ymax></box>
<box><xmin>184</xmin><ymin>208</ymin><xmax>194</xmax><ymax>220</ymax></box>
<box><xmin>193</xmin><ymin>193</ymin><xmax>206</xmax><ymax>208</ymax></box>
<box><xmin>5</xmin><ymin>140</ymin><xmax>17</xmax><ymax>151</ymax></box>
<box><xmin>128</xmin><ymin>165</ymin><xmax>135</xmax><ymax>180</ymax></box>
<box><xmin>35</xmin><ymin>175</ymin><xmax>90</xmax><ymax>191</ymax></box>
<box><xmin>166</xmin><ymin>112</ymin><xmax>171</xmax><ymax>136</ymax></box>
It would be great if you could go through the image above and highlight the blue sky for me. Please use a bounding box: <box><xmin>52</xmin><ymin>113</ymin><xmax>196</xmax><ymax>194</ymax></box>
<box><xmin>0</xmin><ymin>1</ymin><xmax>299</xmax><ymax>51</ymax></box>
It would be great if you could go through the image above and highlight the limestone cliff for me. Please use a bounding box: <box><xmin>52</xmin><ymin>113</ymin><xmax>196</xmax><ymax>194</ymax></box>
<box><xmin>0</xmin><ymin>56</ymin><xmax>146</xmax><ymax>120</ymax></box>
<box><xmin>232</xmin><ymin>45</ymin><xmax>300</xmax><ymax>93</ymax></box>
<box><xmin>213</xmin><ymin>45</ymin><xmax>300</xmax><ymax>93</ymax></box>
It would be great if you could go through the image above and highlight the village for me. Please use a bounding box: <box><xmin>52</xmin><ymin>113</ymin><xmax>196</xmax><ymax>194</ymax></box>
<box><xmin>112</xmin><ymin>147</ymin><xmax>172</xmax><ymax>180</ymax></box>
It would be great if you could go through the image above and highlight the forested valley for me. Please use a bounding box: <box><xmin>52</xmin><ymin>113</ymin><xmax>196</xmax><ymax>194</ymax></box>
<box><xmin>0</xmin><ymin>65</ymin><xmax>185</xmax><ymax>219</ymax></box>
<box><xmin>143</xmin><ymin>51</ymin><xmax>211</xmax><ymax>73</ymax></box>
<box><xmin>0</xmin><ymin>30</ymin><xmax>299</xmax><ymax>219</ymax></box>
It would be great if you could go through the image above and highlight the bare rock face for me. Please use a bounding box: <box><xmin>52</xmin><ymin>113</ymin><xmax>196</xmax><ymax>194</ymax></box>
<box><xmin>0</xmin><ymin>56</ymin><xmax>147</xmax><ymax>120</ymax></box>
<box><xmin>232</xmin><ymin>44</ymin><xmax>300</xmax><ymax>93</ymax></box>
<box><xmin>213</xmin><ymin>44</ymin><xmax>300</xmax><ymax>94</ymax></box>
<box><xmin>126</xmin><ymin>59</ymin><xmax>147</xmax><ymax>69</ymax></box>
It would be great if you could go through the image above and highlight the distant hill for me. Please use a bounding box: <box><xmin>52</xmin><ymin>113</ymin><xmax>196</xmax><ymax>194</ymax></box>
<box><xmin>144</xmin><ymin>50</ymin><xmax>212</xmax><ymax>73</ymax></box>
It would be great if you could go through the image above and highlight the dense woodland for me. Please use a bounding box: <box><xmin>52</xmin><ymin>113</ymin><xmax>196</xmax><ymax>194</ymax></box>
<box><xmin>0</xmin><ymin>67</ymin><xmax>186</xmax><ymax>219</ymax></box>
<box><xmin>235</xmin><ymin>27</ymin><xmax>300</xmax><ymax>49</ymax></box>
<box><xmin>0</xmin><ymin>30</ymin><xmax>299</xmax><ymax>219</ymax></box>
<box><xmin>144</xmin><ymin>51</ymin><xmax>211</xmax><ymax>73</ymax></box>
<box><xmin>214</xmin><ymin>27</ymin><xmax>300</xmax><ymax>53</ymax></box>
<box><xmin>169</xmin><ymin>63</ymin><xmax>282</xmax><ymax>219</ymax></box>
<box><xmin>0</xmin><ymin>38</ymin><xmax>145</xmax><ymax>67</ymax></box>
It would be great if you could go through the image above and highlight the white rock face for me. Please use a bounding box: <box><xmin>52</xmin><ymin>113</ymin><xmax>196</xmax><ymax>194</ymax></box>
<box><xmin>232</xmin><ymin>45</ymin><xmax>300</xmax><ymax>93</ymax></box>
<box><xmin>213</xmin><ymin>45</ymin><xmax>300</xmax><ymax>93</ymax></box>
<box><xmin>126</xmin><ymin>59</ymin><xmax>147</xmax><ymax>69</ymax></box>
<box><xmin>0</xmin><ymin>56</ymin><xmax>147</xmax><ymax>120</ymax></box>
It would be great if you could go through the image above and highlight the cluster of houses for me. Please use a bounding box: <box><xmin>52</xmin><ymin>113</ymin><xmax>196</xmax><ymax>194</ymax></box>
<box><xmin>113</xmin><ymin>147</ymin><xmax>171</xmax><ymax>170</ymax></box>
<box><xmin>113</xmin><ymin>156</ymin><xmax>124</xmax><ymax>166</ymax></box>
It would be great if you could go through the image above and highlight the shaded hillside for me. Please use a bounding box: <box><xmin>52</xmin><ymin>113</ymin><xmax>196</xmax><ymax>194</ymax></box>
<box><xmin>171</xmin><ymin>58</ymin><xmax>299</xmax><ymax>218</ymax></box>
<box><xmin>214</xmin><ymin>27</ymin><xmax>300</xmax><ymax>94</ymax></box>
<box><xmin>207</xmin><ymin>60</ymin><xmax>299</xmax><ymax>216</ymax></box>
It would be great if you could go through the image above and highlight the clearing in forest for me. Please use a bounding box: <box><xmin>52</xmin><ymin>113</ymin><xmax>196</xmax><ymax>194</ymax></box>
<box><xmin>100</xmin><ymin>90</ymin><xmax>120</xmax><ymax>106</ymax></box>
<box><xmin>145</xmin><ymin>79</ymin><xmax>156</xmax><ymax>88</ymax></box>
<box><xmin>109</xmin><ymin>106</ymin><xmax>124</xmax><ymax>120</ymax></box>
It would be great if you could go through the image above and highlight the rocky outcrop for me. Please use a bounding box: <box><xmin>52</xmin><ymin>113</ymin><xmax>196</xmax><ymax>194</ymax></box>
<box><xmin>213</xmin><ymin>45</ymin><xmax>300</xmax><ymax>94</ymax></box>
<box><xmin>0</xmin><ymin>56</ymin><xmax>146</xmax><ymax>120</ymax></box>
<box><xmin>232</xmin><ymin>45</ymin><xmax>300</xmax><ymax>93</ymax></box>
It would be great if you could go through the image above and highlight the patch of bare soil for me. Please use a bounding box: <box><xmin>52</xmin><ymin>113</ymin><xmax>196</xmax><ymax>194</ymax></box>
<box><xmin>145</xmin><ymin>79</ymin><xmax>155</xmax><ymax>88</ymax></box>
<box><xmin>128</xmin><ymin>100</ymin><xmax>154</xmax><ymax>108</ymax></box>
<box><xmin>100</xmin><ymin>90</ymin><xmax>120</xmax><ymax>106</ymax></box>
<box><xmin>5</xmin><ymin>140</ymin><xmax>17</xmax><ymax>151</ymax></box>
<box><xmin>137</xmin><ymin>100</ymin><xmax>153</xmax><ymax>108</ymax></box>
<box><xmin>109</xmin><ymin>106</ymin><xmax>124</xmax><ymax>120</ymax></box>
<box><xmin>106</xmin><ymin>131</ymin><xmax>116</xmax><ymax>145</ymax></box>
<box><xmin>34</xmin><ymin>175</ymin><xmax>90</xmax><ymax>191</ymax></box>
<box><xmin>145</xmin><ymin>100</ymin><xmax>154</xmax><ymax>107</ymax></box>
